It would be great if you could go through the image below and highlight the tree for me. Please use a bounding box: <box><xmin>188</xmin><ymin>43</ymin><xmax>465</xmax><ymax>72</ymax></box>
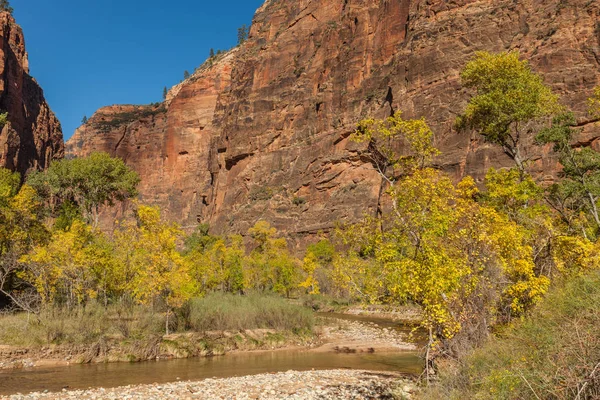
<box><xmin>0</xmin><ymin>169</ymin><xmax>48</xmax><ymax>312</ymax></box>
<box><xmin>536</xmin><ymin>112</ymin><xmax>600</xmax><ymax>233</ymax></box>
<box><xmin>588</xmin><ymin>86</ymin><xmax>600</xmax><ymax>118</ymax></box>
<box><xmin>27</xmin><ymin>152</ymin><xmax>140</xmax><ymax>228</ymax></box>
<box><xmin>209</xmin><ymin>48</ymin><xmax>215</xmax><ymax>58</ymax></box>
<box><xmin>183</xmin><ymin>70</ymin><xmax>190</xmax><ymax>80</ymax></box>
<box><xmin>343</xmin><ymin>114</ymin><xmax>551</xmax><ymax>376</ymax></box>
<box><xmin>115</xmin><ymin>205</ymin><xmax>198</xmax><ymax>334</ymax></box>
<box><xmin>0</xmin><ymin>0</ymin><xmax>13</xmax><ymax>14</ymax></box>
<box><xmin>237</xmin><ymin>24</ymin><xmax>249</xmax><ymax>45</ymax></box>
<box><xmin>245</xmin><ymin>221</ymin><xmax>300</xmax><ymax>297</ymax></box>
<box><xmin>162</xmin><ymin>86</ymin><xmax>168</xmax><ymax>100</ymax></box>
<box><xmin>81</xmin><ymin>115</ymin><xmax>88</xmax><ymax>125</ymax></box>
<box><xmin>456</xmin><ymin>51</ymin><xmax>561</xmax><ymax>176</ymax></box>
<box><xmin>300</xmin><ymin>239</ymin><xmax>336</xmax><ymax>295</ymax></box>
<box><xmin>22</xmin><ymin>220</ymin><xmax>114</xmax><ymax>308</ymax></box>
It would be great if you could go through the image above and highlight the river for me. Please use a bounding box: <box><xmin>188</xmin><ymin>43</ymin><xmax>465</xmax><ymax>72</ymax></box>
<box><xmin>0</xmin><ymin>314</ymin><xmax>422</xmax><ymax>396</ymax></box>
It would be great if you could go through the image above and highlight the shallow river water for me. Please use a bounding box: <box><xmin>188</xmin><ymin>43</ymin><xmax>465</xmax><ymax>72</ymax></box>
<box><xmin>0</xmin><ymin>314</ymin><xmax>422</xmax><ymax>395</ymax></box>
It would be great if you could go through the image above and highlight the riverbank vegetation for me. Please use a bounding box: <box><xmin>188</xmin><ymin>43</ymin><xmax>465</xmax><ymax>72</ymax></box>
<box><xmin>0</xmin><ymin>51</ymin><xmax>599</xmax><ymax>397</ymax></box>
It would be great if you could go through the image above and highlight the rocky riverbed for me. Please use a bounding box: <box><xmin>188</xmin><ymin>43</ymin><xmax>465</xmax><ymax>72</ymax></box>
<box><xmin>3</xmin><ymin>369</ymin><xmax>415</xmax><ymax>400</ymax></box>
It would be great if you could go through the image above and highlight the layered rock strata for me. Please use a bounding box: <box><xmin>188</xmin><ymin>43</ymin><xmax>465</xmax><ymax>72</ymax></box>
<box><xmin>67</xmin><ymin>0</ymin><xmax>600</xmax><ymax>246</ymax></box>
<box><xmin>0</xmin><ymin>12</ymin><xmax>63</xmax><ymax>176</ymax></box>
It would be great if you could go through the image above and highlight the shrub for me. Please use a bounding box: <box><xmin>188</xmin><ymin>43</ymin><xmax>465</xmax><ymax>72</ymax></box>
<box><xmin>422</xmin><ymin>270</ymin><xmax>600</xmax><ymax>399</ymax></box>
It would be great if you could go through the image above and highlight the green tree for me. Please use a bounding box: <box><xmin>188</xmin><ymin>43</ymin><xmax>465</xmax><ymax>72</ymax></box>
<box><xmin>536</xmin><ymin>112</ymin><xmax>600</xmax><ymax>233</ymax></box>
<box><xmin>0</xmin><ymin>0</ymin><xmax>13</xmax><ymax>14</ymax></box>
<box><xmin>237</xmin><ymin>24</ymin><xmax>249</xmax><ymax>45</ymax></box>
<box><xmin>209</xmin><ymin>48</ymin><xmax>215</xmax><ymax>58</ymax></box>
<box><xmin>81</xmin><ymin>115</ymin><xmax>88</xmax><ymax>125</ymax></box>
<box><xmin>456</xmin><ymin>51</ymin><xmax>561</xmax><ymax>176</ymax></box>
<box><xmin>183</xmin><ymin>70</ymin><xmax>190</xmax><ymax>80</ymax></box>
<box><xmin>27</xmin><ymin>152</ymin><xmax>139</xmax><ymax>228</ymax></box>
<box><xmin>162</xmin><ymin>86</ymin><xmax>168</xmax><ymax>100</ymax></box>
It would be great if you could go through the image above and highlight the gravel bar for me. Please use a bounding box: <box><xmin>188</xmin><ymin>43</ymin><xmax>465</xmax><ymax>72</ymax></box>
<box><xmin>4</xmin><ymin>369</ymin><xmax>414</xmax><ymax>400</ymax></box>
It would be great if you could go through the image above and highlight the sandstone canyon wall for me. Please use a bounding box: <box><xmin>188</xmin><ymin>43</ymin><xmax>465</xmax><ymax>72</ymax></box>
<box><xmin>66</xmin><ymin>0</ymin><xmax>600</xmax><ymax>246</ymax></box>
<box><xmin>0</xmin><ymin>12</ymin><xmax>63</xmax><ymax>176</ymax></box>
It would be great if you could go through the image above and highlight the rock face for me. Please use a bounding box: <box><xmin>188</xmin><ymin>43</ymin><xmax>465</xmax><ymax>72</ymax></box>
<box><xmin>66</xmin><ymin>0</ymin><xmax>600</xmax><ymax>246</ymax></box>
<box><xmin>0</xmin><ymin>12</ymin><xmax>63</xmax><ymax>176</ymax></box>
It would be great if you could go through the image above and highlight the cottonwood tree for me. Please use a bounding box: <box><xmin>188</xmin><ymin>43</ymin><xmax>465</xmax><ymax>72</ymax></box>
<box><xmin>341</xmin><ymin>114</ymin><xmax>550</xmax><ymax>378</ymax></box>
<box><xmin>245</xmin><ymin>221</ymin><xmax>299</xmax><ymax>297</ymax></box>
<box><xmin>115</xmin><ymin>205</ymin><xmax>198</xmax><ymax>335</ymax></box>
<box><xmin>27</xmin><ymin>152</ymin><xmax>139</xmax><ymax>228</ymax></box>
<box><xmin>536</xmin><ymin>111</ymin><xmax>600</xmax><ymax>234</ymax></box>
<box><xmin>0</xmin><ymin>169</ymin><xmax>48</xmax><ymax>312</ymax></box>
<box><xmin>456</xmin><ymin>51</ymin><xmax>561</xmax><ymax>177</ymax></box>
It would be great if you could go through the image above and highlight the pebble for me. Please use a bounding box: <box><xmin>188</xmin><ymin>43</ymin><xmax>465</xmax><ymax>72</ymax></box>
<box><xmin>4</xmin><ymin>370</ymin><xmax>413</xmax><ymax>400</ymax></box>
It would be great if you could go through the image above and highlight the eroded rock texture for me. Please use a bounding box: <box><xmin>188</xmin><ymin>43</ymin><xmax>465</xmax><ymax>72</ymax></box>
<box><xmin>0</xmin><ymin>12</ymin><xmax>63</xmax><ymax>176</ymax></box>
<box><xmin>66</xmin><ymin>0</ymin><xmax>600</xmax><ymax>246</ymax></box>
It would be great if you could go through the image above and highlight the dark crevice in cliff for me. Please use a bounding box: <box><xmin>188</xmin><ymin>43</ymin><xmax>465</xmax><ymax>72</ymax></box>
<box><xmin>113</xmin><ymin>127</ymin><xmax>128</xmax><ymax>152</ymax></box>
<box><xmin>225</xmin><ymin>152</ymin><xmax>254</xmax><ymax>171</ymax></box>
<box><xmin>385</xmin><ymin>87</ymin><xmax>394</xmax><ymax>116</ymax></box>
<box><xmin>575</xmin><ymin>118</ymin><xmax>600</xmax><ymax>128</ymax></box>
<box><xmin>333</xmin><ymin>131</ymin><xmax>353</xmax><ymax>146</ymax></box>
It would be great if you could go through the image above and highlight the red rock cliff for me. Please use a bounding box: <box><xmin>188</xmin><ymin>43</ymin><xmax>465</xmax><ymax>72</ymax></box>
<box><xmin>66</xmin><ymin>0</ymin><xmax>600</xmax><ymax>245</ymax></box>
<box><xmin>0</xmin><ymin>12</ymin><xmax>63</xmax><ymax>176</ymax></box>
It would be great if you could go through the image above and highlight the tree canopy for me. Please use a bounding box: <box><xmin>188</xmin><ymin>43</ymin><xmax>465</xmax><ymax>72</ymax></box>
<box><xmin>456</xmin><ymin>51</ymin><xmax>561</xmax><ymax>175</ymax></box>
<box><xmin>27</xmin><ymin>152</ymin><xmax>139</xmax><ymax>228</ymax></box>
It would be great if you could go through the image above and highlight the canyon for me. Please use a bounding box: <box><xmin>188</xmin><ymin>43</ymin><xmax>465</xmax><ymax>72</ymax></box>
<box><xmin>0</xmin><ymin>12</ymin><xmax>63</xmax><ymax>176</ymax></box>
<box><xmin>65</xmin><ymin>0</ymin><xmax>600</xmax><ymax>246</ymax></box>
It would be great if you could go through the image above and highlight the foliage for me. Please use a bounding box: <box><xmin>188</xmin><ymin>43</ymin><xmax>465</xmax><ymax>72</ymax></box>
<box><xmin>341</xmin><ymin>113</ymin><xmax>559</xmax><ymax>375</ymax></box>
<box><xmin>0</xmin><ymin>169</ymin><xmax>48</xmax><ymax>311</ymax></box>
<box><xmin>0</xmin><ymin>0</ymin><xmax>13</xmax><ymax>14</ymax></box>
<box><xmin>245</xmin><ymin>221</ymin><xmax>300</xmax><ymax>297</ymax></box>
<box><xmin>588</xmin><ymin>86</ymin><xmax>600</xmax><ymax>118</ymax></box>
<box><xmin>422</xmin><ymin>270</ymin><xmax>600</xmax><ymax>400</ymax></box>
<box><xmin>114</xmin><ymin>205</ymin><xmax>199</xmax><ymax>333</ymax></box>
<box><xmin>237</xmin><ymin>24</ymin><xmax>249</xmax><ymax>45</ymax></box>
<box><xmin>0</xmin><ymin>111</ymin><xmax>8</xmax><ymax>129</ymax></box>
<box><xmin>456</xmin><ymin>51</ymin><xmax>561</xmax><ymax>174</ymax></box>
<box><xmin>162</xmin><ymin>86</ymin><xmax>168</xmax><ymax>100</ymax></box>
<box><xmin>536</xmin><ymin>112</ymin><xmax>600</xmax><ymax>233</ymax></box>
<box><xmin>353</xmin><ymin>110</ymin><xmax>440</xmax><ymax>177</ymax></box>
<box><xmin>27</xmin><ymin>152</ymin><xmax>139</xmax><ymax>227</ymax></box>
<box><xmin>183</xmin><ymin>70</ymin><xmax>190</xmax><ymax>80</ymax></box>
<box><xmin>21</xmin><ymin>220</ymin><xmax>113</xmax><ymax>307</ymax></box>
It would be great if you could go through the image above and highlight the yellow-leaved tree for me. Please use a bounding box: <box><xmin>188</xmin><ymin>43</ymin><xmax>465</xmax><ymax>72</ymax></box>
<box><xmin>22</xmin><ymin>220</ymin><xmax>115</xmax><ymax>308</ymax></box>
<box><xmin>0</xmin><ymin>169</ymin><xmax>48</xmax><ymax>312</ymax></box>
<box><xmin>115</xmin><ymin>205</ymin><xmax>199</xmax><ymax>334</ymax></box>
<box><xmin>245</xmin><ymin>221</ymin><xmax>300</xmax><ymax>297</ymax></box>
<box><xmin>338</xmin><ymin>112</ymin><xmax>551</xmax><ymax>376</ymax></box>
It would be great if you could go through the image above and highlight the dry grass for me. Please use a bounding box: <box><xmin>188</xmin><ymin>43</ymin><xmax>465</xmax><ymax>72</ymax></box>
<box><xmin>420</xmin><ymin>270</ymin><xmax>600</xmax><ymax>399</ymax></box>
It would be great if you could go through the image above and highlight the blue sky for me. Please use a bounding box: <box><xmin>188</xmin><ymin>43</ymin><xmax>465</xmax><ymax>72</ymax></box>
<box><xmin>13</xmin><ymin>0</ymin><xmax>265</xmax><ymax>140</ymax></box>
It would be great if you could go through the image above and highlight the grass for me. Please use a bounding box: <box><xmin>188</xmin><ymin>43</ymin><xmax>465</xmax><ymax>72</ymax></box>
<box><xmin>420</xmin><ymin>270</ymin><xmax>600</xmax><ymax>400</ymax></box>
<box><xmin>0</xmin><ymin>293</ymin><xmax>315</xmax><ymax>363</ymax></box>
<box><xmin>185</xmin><ymin>292</ymin><xmax>314</xmax><ymax>332</ymax></box>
